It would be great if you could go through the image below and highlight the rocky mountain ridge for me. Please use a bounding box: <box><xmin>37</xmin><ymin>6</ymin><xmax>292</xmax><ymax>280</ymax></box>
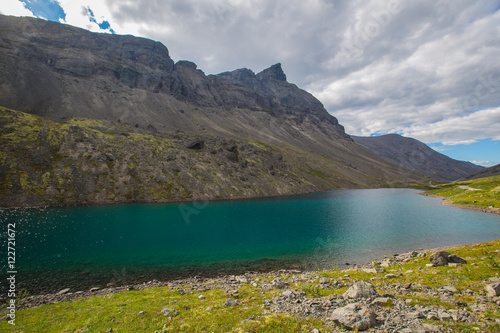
<box><xmin>352</xmin><ymin>134</ymin><xmax>483</xmax><ymax>182</ymax></box>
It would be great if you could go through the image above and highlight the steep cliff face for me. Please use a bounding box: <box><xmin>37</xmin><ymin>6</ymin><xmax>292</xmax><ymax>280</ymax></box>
<box><xmin>0</xmin><ymin>15</ymin><xmax>432</xmax><ymax>207</ymax></box>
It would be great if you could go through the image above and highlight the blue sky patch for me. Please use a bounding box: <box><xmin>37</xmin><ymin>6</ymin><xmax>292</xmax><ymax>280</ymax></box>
<box><xmin>20</xmin><ymin>0</ymin><xmax>66</xmax><ymax>22</ymax></box>
<box><xmin>84</xmin><ymin>6</ymin><xmax>115</xmax><ymax>34</ymax></box>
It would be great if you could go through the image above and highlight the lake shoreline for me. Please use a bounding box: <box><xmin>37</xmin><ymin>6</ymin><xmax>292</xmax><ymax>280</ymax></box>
<box><xmin>422</xmin><ymin>193</ymin><xmax>500</xmax><ymax>215</ymax></box>
<box><xmin>0</xmin><ymin>186</ymin><xmax>424</xmax><ymax>210</ymax></box>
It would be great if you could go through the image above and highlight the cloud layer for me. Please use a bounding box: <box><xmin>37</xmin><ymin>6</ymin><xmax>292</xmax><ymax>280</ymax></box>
<box><xmin>2</xmin><ymin>0</ymin><xmax>500</xmax><ymax>150</ymax></box>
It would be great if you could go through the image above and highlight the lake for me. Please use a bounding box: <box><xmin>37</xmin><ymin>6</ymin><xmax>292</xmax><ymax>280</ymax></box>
<box><xmin>2</xmin><ymin>188</ymin><xmax>500</xmax><ymax>295</ymax></box>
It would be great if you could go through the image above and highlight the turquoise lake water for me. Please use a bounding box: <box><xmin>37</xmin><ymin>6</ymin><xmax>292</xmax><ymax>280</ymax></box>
<box><xmin>2</xmin><ymin>188</ymin><xmax>500</xmax><ymax>294</ymax></box>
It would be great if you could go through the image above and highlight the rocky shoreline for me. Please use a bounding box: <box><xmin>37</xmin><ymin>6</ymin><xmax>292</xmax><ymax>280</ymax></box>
<box><xmin>9</xmin><ymin>244</ymin><xmax>500</xmax><ymax>332</ymax></box>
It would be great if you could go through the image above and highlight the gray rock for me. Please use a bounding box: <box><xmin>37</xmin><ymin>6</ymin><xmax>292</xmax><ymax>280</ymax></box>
<box><xmin>385</xmin><ymin>274</ymin><xmax>397</xmax><ymax>279</ymax></box>
<box><xmin>225</xmin><ymin>298</ymin><xmax>238</xmax><ymax>307</ymax></box>
<box><xmin>372</xmin><ymin>297</ymin><xmax>391</xmax><ymax>306</ymax></box>
<box><xmin>160</xmin><ymin>307</ymin><xmax>179</xmax><ymax>317</ymax></box>
<box><xmin>429</xmin><ymin>251</ymin><xmax>451</xmax><ymax>266</ymax></box>
<box><xmin>485</xmin><ymin>283</ymin><xmax>500</xmax><ymax>297</ymax></box>
<box><xmin>443</xmin><ymin>285</ymin><xmax>458</xmax><ymax>292</ymax></box>
<box><xmin>319</xmin><ymin>277</ymin><xmax>330</xmax><ymax>284</ymax></box>
<box><xmin>198</xmin><ymin>295</ymin><xmax>206</xmax><ymax>300</ymax></box>
<box><xmin>56</xmin><ymin>288</ymin><xmax>70</xmax><ymax>295</ymax></box>
<box><xmin>185</xmin><ymin>139</ymin><xmax>204</xmax><ymax>150</ymax></box>
<box><xmin>330</xmin><ymin>303</ymin><xmax>377</xmax><ymax>331</ymax></box>
<box><xmin>363</xmin><ymin>267</ymin><xmax>386</xmax><ymax>274</ymax></box>
<box><xmin>343</xmin><ymin>281</ymin><xmax>378</xmax><ymax>299</ymax></box>
<box><xmin>429</xmin><ymin>251</ymin><xmax>467</xmax><ymax>266</ymax></box>
<box><xmin>438</xmin><ymin>308</ymin><xmax>452</xmax><ymax>321</ymax></box>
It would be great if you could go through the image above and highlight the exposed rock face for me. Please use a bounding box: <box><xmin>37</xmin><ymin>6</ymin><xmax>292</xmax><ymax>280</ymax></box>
<box><xmin>352</xmin><ymin>134</ymin><xmax>484</xmax><ymax>181</ymax></box>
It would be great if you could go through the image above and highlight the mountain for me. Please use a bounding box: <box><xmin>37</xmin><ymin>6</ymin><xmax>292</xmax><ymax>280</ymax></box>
<box><xmin>352</xmin><ymin>134</ymin><xmax>484</xmax><ymax>182</ymax></box>
<box><xmin>0</xmin><ymin>15</ymin><xmax>430</xmax><ymax>207</ymax></box>
<box><xmin>460</xmin><ymin>164</ymin><xmax>500</xmax><ymax>181</ymax></box>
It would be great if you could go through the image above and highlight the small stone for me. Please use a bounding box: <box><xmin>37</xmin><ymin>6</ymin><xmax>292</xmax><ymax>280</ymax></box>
<box><xmin>105</xmin><ymin>329</ymin><xmax>113</xmax><ymax>333</ymax></box>
<box><xmin>421</xmin><ymin>323</ymin><xmax>441</xmax><ymax>332</ymax></box>
<box><xmin>117</xmin><ymin>303</ymin><xmax>127</xmax><ymax>307</ymax></box>
<box><xmin>138</xmin><ymin>311</ymin><xmax>145</xmax><ymax>315</ymax></box>
<box><xmin>438</xmin><ymin>309</ymin><xmax>452</xmax><ymax>321</ymax></box>
<box><xmin>319</xmin><ymin>277</ymin><xmax>330</xmax><ymax>284</ymax></box>
<box><xmin>371</xmin><ymin>297</ymin><xmax>391</xmax><ymax>306</ymax></box>
<box><xmin>442</xmin><ymin>285</ymin><xmax>458</xmax><ymax>293</ymax></box>
<box><xmin>89</xmin><ymin>287</ymin><xmax>100</xmax><ymax>292</ymax></box>
<box><xmin>282</xmin><ymin>290</ymin><xmax>293</xmax><ymax>298</ymax></box>
<box><xmin>310</xmin><ymin>329</ymin><xmax>320</xmax><ymax>333</ymax></box>
<box><xmin>160</xmin><ymin>307</ymin><xmax>179</xmax><ymax>317</ymax></box>
<box><xmin>57</xmin><ymin>288</ymin><xmax>70</xmax><ymax>295</ymax></box>
<box><xmin>385</xmin><ymin>274</ymin><xmax>397</xmax><ymax>279</ymax></box>
<box><xmin>225</xmin><ymin>298</ymin><xmax>238</xmax><ymax>307</ymax></box>
<box><xmin>485</xmin><ymin>283</ymin><xmax>500</xmax><ymax>297</ymax></box>
<box><xmin>427</xmin><ymin>312</ymin><xmax>439</xmax><ymax>320</ymax></box>
<box><xmin>198</xmin><ymin>295</ymin><xmax>206</xmax><ymax>300</ymax></box>
<box><xmin>426</xmin><ymin>263</ymin><xmax>434</xmax><ymax>267</ymax></box>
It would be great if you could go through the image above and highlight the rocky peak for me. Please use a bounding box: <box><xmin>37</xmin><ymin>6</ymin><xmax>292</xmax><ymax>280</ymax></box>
<box><xmin>257</xmin><ymin>63</ymin><xmax>287</xmax><ymax>82</ymax></box>
<box><xmin>174</xmin><ymin>60</ymin><xmax>198</xmax><ymax>71</ymax></box>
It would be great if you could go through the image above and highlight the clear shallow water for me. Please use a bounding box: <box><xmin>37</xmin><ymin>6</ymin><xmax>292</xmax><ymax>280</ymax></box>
<box><xmin>2</xmin><ymin>188</ymin><xmax>500</xmax><ymax>294</ymax></box>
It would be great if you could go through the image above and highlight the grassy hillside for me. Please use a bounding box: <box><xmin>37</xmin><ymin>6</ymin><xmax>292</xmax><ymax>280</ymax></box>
<box><xmin>0</xmin><ymin>107</ymin><xmax>425</xmax><ymax>208</ymax></box>
<box><xmin>424</xmin><ymin>175</ymin><xmax>500</xmax><ymax>211</ymax></box>
<box><xmin>2</xmin><ymin>240</ymin><xmax>500</xmax><ymax>332</ymax></box>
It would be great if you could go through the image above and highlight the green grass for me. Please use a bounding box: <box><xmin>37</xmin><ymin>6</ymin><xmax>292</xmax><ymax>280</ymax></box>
<box><xmin>3</xmin><ymin>240</ymin><xmax>500</xmax><ymax>332</ymax></box>
<box><xmin>423</xmin><ymin>175</ymin><xmax>500</xmax><ymax>209</ymax></box>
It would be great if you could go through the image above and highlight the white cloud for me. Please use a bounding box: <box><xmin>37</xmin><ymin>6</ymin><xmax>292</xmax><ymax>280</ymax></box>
<box><xmin>0</xmin><ymin>0</ymin><xmax>35</xmax><ymax>17</ymax></box>
<box><xmin>471</xmin><ymin>160</ymin><xmax>491</xmax><ymax>167</ymax></box>
<box><xmin>399</xmin><ymin>107</ymin><xmax>500</xmax><ymax>144</ymax></box>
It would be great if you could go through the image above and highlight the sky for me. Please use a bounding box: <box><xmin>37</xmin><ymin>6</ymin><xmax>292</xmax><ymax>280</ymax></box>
<box><xmin>2</xmin><ymin>0</ymin><xmax>499</xmax><ymax>167</ymax></box>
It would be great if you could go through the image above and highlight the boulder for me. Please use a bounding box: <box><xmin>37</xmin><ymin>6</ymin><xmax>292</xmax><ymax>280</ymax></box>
<box><xmin>485</xmin><ymin>283</ymin><xmax>500</xmax><ymax>297</ymax></box>
<box><xmin>185</xmin><ymin>139</ymin><xmax>204</xmax><ymax>150</ymax></box>
<box><xmin>343</xmin><ymin>281</ymin><xmax>378</xmax><ymax>299</ymax></box>
<box><xmin>429</xmin><ymin>251</ymin><xmax>467</xmax><ymax>266</ymax></box>
<box><xmin>330</xmin><ymin>303</ymin><xmax>377</xmax><ymax>331</ymax></box>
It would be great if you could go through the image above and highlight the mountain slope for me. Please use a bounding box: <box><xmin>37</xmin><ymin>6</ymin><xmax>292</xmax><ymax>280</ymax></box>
<box><xmin>0</xmin><ymin>15</ymin><xmax>431</xmax><ymax>206</ymax></box>
<box><xmin>460</xmin><ymin>164</ymin><xmax>500</xmax><ymax>181</ymax></box>
<box><xmin>352</xmin><ymin>134</ymin><xmax>483</xmax><ymax>182</ymax></box>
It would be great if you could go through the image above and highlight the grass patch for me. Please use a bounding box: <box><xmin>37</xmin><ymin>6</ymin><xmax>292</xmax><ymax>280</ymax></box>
<box><xmin>424</xmin><ymin>175</ymin><xmax>500</xmax><ymax>209</ymax></box>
